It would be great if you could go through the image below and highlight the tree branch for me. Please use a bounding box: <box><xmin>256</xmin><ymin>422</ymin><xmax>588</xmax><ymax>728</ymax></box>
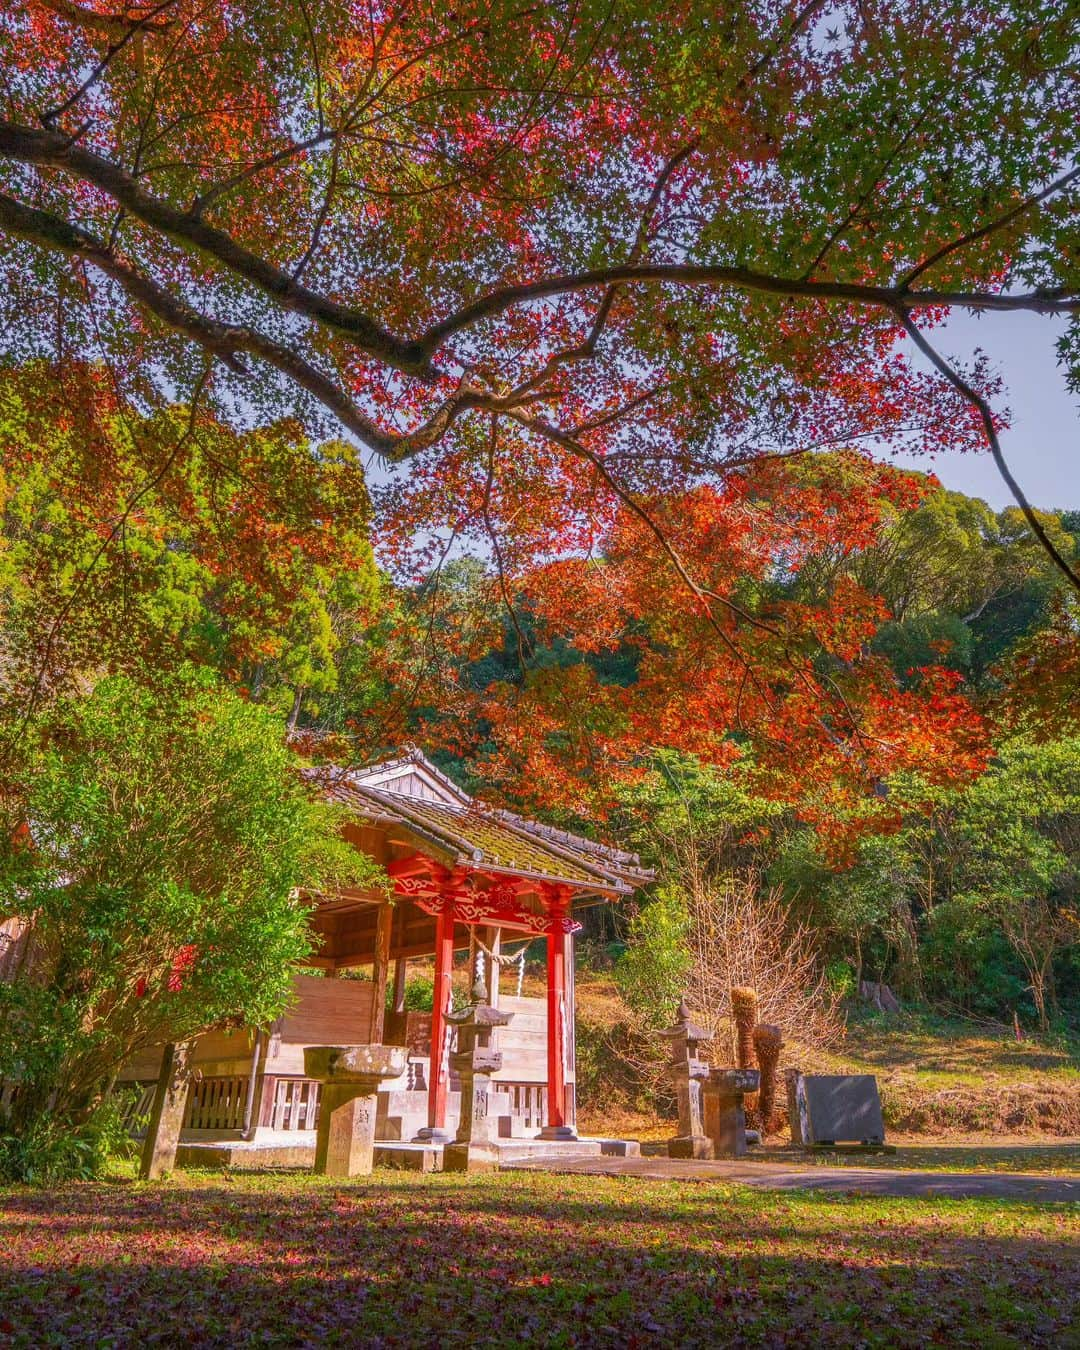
<box><xmin>420</xmin><ymin>265</ymin><xmax>1080</xmax><ymax>353</ymax></box>
<box><xmin>0</xmin><ymin>121</ymin><xmax>429</xmax><ymax>373</ymax></box>
<box><xmin>0</xmin><ymin>190</ymin><xmax>494</xmax><ymax>460</ymax></box>
<box><xmin>3</xmin><ymin>118</ymin><xmax>1077</xmax><ymax>389</ymax></box>
<box><xmin>901</xmin><ymin>164</ymin><xmax>1080</xmax><ymax>290</ymax></box>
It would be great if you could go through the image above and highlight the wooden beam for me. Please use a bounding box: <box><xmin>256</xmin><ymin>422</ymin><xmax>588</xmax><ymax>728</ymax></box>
<box><xmin>370</xmin><ymin>901</ymin><xmax>393</xmax><ymax>1042</ymax></box>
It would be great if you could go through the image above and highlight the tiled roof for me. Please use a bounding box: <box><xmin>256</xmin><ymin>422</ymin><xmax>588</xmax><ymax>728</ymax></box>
<box><xmin>309</xmin><ymin>751</ymin><xmax>653</xmax><ymax>897</ymax></box>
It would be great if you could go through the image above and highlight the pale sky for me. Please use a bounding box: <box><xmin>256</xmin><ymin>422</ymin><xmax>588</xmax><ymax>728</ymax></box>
<box><xmin>888</xmin><ymin>310</ymin><xmax>1080</xmax><ymax>512</ymax></box>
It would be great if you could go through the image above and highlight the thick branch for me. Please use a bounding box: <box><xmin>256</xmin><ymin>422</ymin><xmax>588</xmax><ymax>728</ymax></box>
<box><xmin>420</xmin><ymin>266</ymin><xmax>1080</xmax><ymax>352</ymax></box>
<box><xmin>0</xmin><ymin>191</ymin><xmax>480</xmax><ymax>459</ymax></box>
<box><xmin>0</xmin><ymin>121</ymin><xmax>429</xmax><ymax>374</ymax></box>
<box><xmin>3</xmin><ymin>119</ymin><xmax>1077</xmax><ymax>384</ymax></box>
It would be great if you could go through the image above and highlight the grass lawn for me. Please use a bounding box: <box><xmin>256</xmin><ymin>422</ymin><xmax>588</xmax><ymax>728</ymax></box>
<box><xmin>1</xmin><ymin>1169</ymin><xmax>1077</xmax><ymax>1347</ymax></box>
<box><xmin>828</xmin><ymin>1010</ymin><xmax>1080</xmax><ymax>1137</ymax></box>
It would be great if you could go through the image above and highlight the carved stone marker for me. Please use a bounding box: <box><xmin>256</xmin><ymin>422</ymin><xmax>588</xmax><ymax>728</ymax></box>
<box><xmin>660</xmin><ymin>998</ymin><xmax>713</xmax><ymax>1160</ymax></box>
<box><xmin>784</xmin><ymin>1066</ymin><xmax>807</xmax><ymax>1144</ymax></box>
<box><xmin>304</xmin><ymin>1045</ymin><xmax>407</xmax><ymax>1177</ymax></box>
<box><xmin>703</xmin><ymin>1067</ymin><xmax>759</xmax><ymax>1157</ymax></box>
<box><xmin>443</xmin><ymin>976</ymin><xmax>514</xmax><ymax>1173</ymax></box>
<box><xmin>797</xmin><ymin>1073</ymin><xmax>885</xmax><ymax>1146</ymax></box>
<box><xmin>139</xmin><ymin>1039</ymin><xmax>194</xmax><ymax>1181</ymax></box>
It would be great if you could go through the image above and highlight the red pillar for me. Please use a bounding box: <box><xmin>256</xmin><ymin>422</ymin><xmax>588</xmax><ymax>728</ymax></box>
<box><xmin>426</xmin><ymin>902</ymin><xmax>455</xmax><ymax>1135</ymax></box>
<box><xmin>541</xmin><ymin>889</ymin><xmax>576</xmax><ymax>1140</ymax></box>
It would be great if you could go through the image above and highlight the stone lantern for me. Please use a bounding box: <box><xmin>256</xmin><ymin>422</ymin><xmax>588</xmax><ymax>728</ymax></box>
<box><xmin>304</xmin><ymin>1044</ymin><xmax>407</xmax><ymax>1177</ymax></box>
<box><xmin>443</xmin><ymin>974</ymin><xmax>514</xmax><ymax>1173</ymax></box>
<box><xmin>660</xmin><ymin>998</ymin><xmax>713</xmax><ymax>1160</ymax></box>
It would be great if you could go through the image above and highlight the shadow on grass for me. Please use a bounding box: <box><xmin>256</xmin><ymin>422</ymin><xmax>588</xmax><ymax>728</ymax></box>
<box><xmin>1</xmin><ymin>1171</ymin><xmax>1077</xmax><ymax>1346</ymax></box>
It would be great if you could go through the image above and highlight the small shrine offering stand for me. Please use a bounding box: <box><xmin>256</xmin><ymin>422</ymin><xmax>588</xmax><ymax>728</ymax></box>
<box><xmin>304</xmin><ymin>1045</ymin><xmax>407</xmax><ymax>1177</ymax></box>
<box><xmin>703</xmin><ymin>1067</ymin><xmax>760</xmax><ymax>1158</ymax></box>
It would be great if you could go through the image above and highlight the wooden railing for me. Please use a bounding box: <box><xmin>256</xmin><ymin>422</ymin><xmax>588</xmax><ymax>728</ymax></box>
<box><xmin>183</xmin><ymin>1076</ymin><xmax>250</xmax><ymax>1132</ymax></box>
<box><xmin>262</xmin><ymin>1076</ymin><xmax>321</xmax><ymax>1132</ymax></box>
<box><xmin>501</xmin><ymin>1082</ymin><xmax>547</xmax><ymax>1131</ymax></box>
<box><xmin>141</xmin><ymin>1067</ymin><xmax>553</xmax><ymax>1139</ymax></box>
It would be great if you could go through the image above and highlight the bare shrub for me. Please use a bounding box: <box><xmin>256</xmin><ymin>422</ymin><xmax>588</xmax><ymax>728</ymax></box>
<box><xmin>683</xmin><ymin>872</ymin><xmax>842</xmax><ymax>1068</ymax></box>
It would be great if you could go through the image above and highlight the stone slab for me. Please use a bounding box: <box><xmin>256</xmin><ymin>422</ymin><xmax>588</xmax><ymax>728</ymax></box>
<box><xmin>175</xmin><ymin>1139</ymin><xmax>317</xmax><ymax>1171</ymax></box>
<box><xmin>374</xmin><ymin>1142</ymin><xmax>442</xmax><ymax>1172</ymax></box>
<box><xmin>800</xmin><ymin>1074</ymin><xmax>885</xmax><ymax>1145</ymax></box>
<box><xmin>172</xmin><ymin>1133</ymin><xmax>638</xmax><ymax>1173</ymax></box>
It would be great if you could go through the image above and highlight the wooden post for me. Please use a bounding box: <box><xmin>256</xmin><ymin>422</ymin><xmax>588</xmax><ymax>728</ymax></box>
<box><xmin>483</xmin><ymin>926</ymin><xmax>501</xmax><ymax>1006</ymax></box>
<box><xmin>540</xmin><ymin>892</ymin><xmax>576</xmax><ymax>1140</ymax></box>
<box><xmin>139</xmin><ymin>1040</ymin><xmax>193</xmax><ymax>1181</ymax></box>
<box><xmin>564</xmin><ymin>928</ymin><xmax>577</xmax><ymax>1132</ymax></box>
<box><xmin>392</xmin><ymin>955</ymin><xmax>408</xmax><ymax>1015</ymax></box>
<box><xmin>416</xmin><ymin>901</ymin><xmax>454</xmax><ymax>1140</ymax></box>
<box><xmin>370</xmin><ymin>901</ymin><xmax>393</xmax><ymax>1043</ymax></box>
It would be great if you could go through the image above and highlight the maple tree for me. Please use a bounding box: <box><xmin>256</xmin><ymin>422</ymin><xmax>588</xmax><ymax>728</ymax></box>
<box><xmin>0</xmin><ymin>1</ymin><xmax>1076</xmax><ymax>804</ymax></box>
<box><xmin>414</xmin><ymin>453</ymin><xmax>991</xmax><ymax>830</ymax></box>
<box><xmin>0</xmin><ymin>360</ymin><xmax>382</xmax><ymax>744</ymax></box>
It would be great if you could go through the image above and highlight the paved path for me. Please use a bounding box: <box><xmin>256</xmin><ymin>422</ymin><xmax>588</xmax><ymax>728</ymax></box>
<box><xmin>505</xmin><ymin>1153</ymin><xmax>1080</xmax><ymax>1203</ymax></box>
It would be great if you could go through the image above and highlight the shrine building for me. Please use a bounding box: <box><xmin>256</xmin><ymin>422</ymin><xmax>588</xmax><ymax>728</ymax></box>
<box><xmin>118</xmin><ymin>749</ymin><xmax>652</xmax><ymax>1165</ymax></box>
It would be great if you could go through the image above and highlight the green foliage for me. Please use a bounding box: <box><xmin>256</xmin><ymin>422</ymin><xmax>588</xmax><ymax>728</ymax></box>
<box><xmin>775</xmin><ymin>739</ymin><xmax>1080</xmax><ymax>1028</ymax></box>
<box><xmin>615</xmin><ymin>749</ymin><xmax>785</xmax><ymax>880</ymax></box>
<box><xmin>614</xmin><ymin>889</ymin><xmax>691</xmax><ymax>1028</ymax></box>
<box><xmin>0</xmin><ymin>670</ymin><xmax>379</xmax><ymax>1152</ymax></box>
<box><xmin>794</xmin><ymin>483</ymin><xmax>1079</xmax><ymax>686</ymax></box>
<box><xmin>825</xmin><ymin>960</ymin><xmax>856</xmax><ymax>1002</ymax></box>
<box><xmin>0</xmin><ymin>365</ymin><xmax>385</xmax><ymax>734</ymax></box>
<box><xmin>388</xmin><ymin>975</ymin><xmax>434</xmax><ymax>1014</ymax></box>
<box><xmin>0</xmin><ymin>1094</ymin><xmax>133</xmax><ymax>1186</ymax></box>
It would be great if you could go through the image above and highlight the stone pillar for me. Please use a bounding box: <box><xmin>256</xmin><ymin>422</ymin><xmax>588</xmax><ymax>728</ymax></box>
<box><xmin>139</xmin><ymin>1039</ymin><xmax>194</xmax><ymax>1181</ymax></box>
<box><xmin>784</xmin><ymin>1066</ymin><xmax>808</xmax><ymax>1145</ymax></box>
<box><xmin>443</xmin><ymin>975</ymin><xmax>514</xmax><ymax>1172</ymax></box>
<box><xmin>660</xmin><ymin>999</ymin><xmax>712</xmax><ymax>1159</ymax></box>
<box><xmin>703</xmin><ymin>1067</ymin><xmax>759</xmax><ymax>1158</ymax></box>
<box><xmin>305</xmin><ymin>1045</ymin><xmax>407</xmax><ymax>1177</ymax></box>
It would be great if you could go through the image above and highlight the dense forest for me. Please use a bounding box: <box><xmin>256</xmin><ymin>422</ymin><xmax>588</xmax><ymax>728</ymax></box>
<box><xmin>1</xmin><ymin>367</ymin><xmax>1077</xmax><ymax>1047</ymax></box>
